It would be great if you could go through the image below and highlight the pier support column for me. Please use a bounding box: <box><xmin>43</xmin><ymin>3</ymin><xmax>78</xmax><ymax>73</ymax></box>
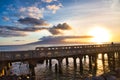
<box><xmin>107</xmin><ymin>53</ymin><xmax>110</xmax><ymax>70</ymax></box>
<box><xmin>92</xmin><ymin>54</ymin><xmax>98</xmax><ymax>76</ymax></box>
<box><xmin>49</xmin><ymin>59</ymin><xmax>52</xmax><ymax>69</ymax></box>
<box><xmin>79</xmin><ymin>56</ymin><xmax>83</xmax><ymax>74</ymax></box>
<box><xmin>118</xmin><ymin>52</ymin><xmax>120</xmax><ymax>67</ymax></box>
<box><xmin>6</xmin><ymin>62</ymin><xmax>11</xmax><ymax>75</ymax></box>
<box><xmin>107</xmin><ymin>52</ymin><xmax>116</xmax><ymax>71</ymax></box>
<box><xmin>4</xmin><ymin>67</ymin><xmax>7</xmax><ymax>76</ymax></box>
<box><xmin>89</xmin><ymin>55</ymin><xmax>92</xmax><ymax>72</ymax></box>
<box><xmin>102</xmin><ymin>53</ymin><xmax>105</xmax><ymax>73</ymax></box>
<box><xmin>66</xmin><ymin>57</ymin><xmax>69</xmax><ymax>66</ymax></box>
<box><xmin>29</xmin><ymin>63</ymin><xmax>36</xmax><ymax>76</ymax></box>
<box><xmin>46</xmin><ymin>59</ymin><xmax>48</xmax><ymax>66</ymax></box>
<box><xmin>112</xmin><ymin>53</ymin><xmax>116</xmax><ymax>71</ymax></box>
<box><xmin>55</xmin><ymin>63</ymin><xmax>58</xmax><ymax>73</ymax></box>
<box><xmin>84</xmin><ymin>55</ymin><xmax>86</xmax><ymax>62</ymax></box>
<box><xmin>107</xmin><ymin>53</ymin><xmax>113</xmax><ymax>71</ymax></box>
<box><xmin>102</xmin><ymin>54</ymin><xmax>105</xmax><ymax>62</ymax></box>
<box><xmin>28</xmin><ymin>61</ymin><xmax>37</xmax><ymax>78</ymax></box>
<box><xmin>57</xmin><ymin>58</ymin><xmax>63</xmax><ymax>74</ymax></box>
<box><xmin>5</xmin><ymin>62</ymin><xmax>11</xmax><ymax>71</ymax></box>
<box><xmin>73</xmin><ymin>57</ymin><xmax>77</xmax><ymax>69</ymax></box>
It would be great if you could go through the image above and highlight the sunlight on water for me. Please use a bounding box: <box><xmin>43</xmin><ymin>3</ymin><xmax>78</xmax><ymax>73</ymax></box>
<box><xmin>9</xmin><ymin>52</ymin><xmax>120</xmax><ymax>80</ymax></box>
<box><xmin>34</xmin><ymin>54</ymin><xmax>110</xmax><ymax>79</ymax></box>
<box><xmin>97</xmin><ymin>54</ymin><xmax>104</xmax><ymax>76</ymax></box>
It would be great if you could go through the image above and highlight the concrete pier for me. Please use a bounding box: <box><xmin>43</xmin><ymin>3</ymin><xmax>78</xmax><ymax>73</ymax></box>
<box><xmin>73</xmin><ymin>57</ymin><xmax>77</xmax><ymax>69</ymax></box>
<box><xmin>46</xmin><ymin>59</ymin><xmax>48</xmax><ymax>66</ymax></box>
<box><xmin>89</xmin><ymin>55</ymin><xmax>92</xmax><ymax>72</ymax></box>
<box><xmin>79</xmin><ymin>56</ymin><xmax>83</xmax><ymax>74</ymax></box>
<box><xmin>49</xmin><ymin>59</ymin><xmax>52</xmax><ymax>69</ymax></box>
<box><xmin>66</xmin><ymin>57</ymin><xmax>69</xmax><ymax>66</ymax></box>
<box><xmin>57</xmin><ymin>58</ymin><xmax>63</xmax><ymax>74</ymax></box>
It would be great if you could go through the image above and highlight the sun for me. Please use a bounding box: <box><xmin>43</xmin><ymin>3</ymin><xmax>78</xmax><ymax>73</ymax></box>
<box><xmin>88</xmin><ymin>27</ymin><xmax>110</xmax><ymax>43</ymax></box>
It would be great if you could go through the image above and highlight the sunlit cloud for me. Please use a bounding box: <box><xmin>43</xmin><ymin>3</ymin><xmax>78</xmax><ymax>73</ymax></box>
<box><xmin>19</xmin><ymin>6</ymin><xmax>44</xmax><ymax>19</ymax></box>
<box><xmin>46</xmin><ymin>3</ymin><xmax>63</xmax><ymax>13</ymax></box>
<box><xmin>42</xmin><ymin>0</ymin><xmax>54</xmax><ymax>3</ymax></box>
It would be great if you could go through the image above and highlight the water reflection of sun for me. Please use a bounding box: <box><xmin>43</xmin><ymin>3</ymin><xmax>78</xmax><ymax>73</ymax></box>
<box><xmin>88</xmin><ymin>27</ymin><xmax>110</xmax><ymax>44</ymax></box>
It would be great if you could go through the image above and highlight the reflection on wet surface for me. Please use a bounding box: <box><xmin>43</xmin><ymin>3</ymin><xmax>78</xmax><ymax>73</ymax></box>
<box><xmin>35</xmin><ymin>53</ymin><xmax>120</xmax><ymax>80</ymax></box>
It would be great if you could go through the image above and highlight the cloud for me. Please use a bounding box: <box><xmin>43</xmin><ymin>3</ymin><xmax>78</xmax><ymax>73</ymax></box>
<box><xmin>39</xmin><ymin>36</ymin><xmax>93</xmax><ymax>43</ymax></box>
<box><xmin>0</xmin><ymin>25</ymin><xmax>47</xmax><ymax>37</ymax></box>
<box><xmin>0</xmin><ymin>23</ymin><xmax>71</xmax><ymax>33</ymax></box>
<box><xmin>18</xmin><ymin>17</ymin><xmax>50</xmax><ymax>26</ymax></box>
<box><xmin>52</xmin><ymin>23</ymin><xmax>72</xmax><ymax>30</ymax></box>
<box><xmin>14</xmin><ymin>40</ymin><xmax>25</xmax><ymax>42</ymax></box>
<box><xmin>40</xmin><ymin>36</ymin><xmax>93</xmax><ymax>41</ymax></box>
<box><xmin>111</xmin><ymin>0</ymin><xmax>120</xmax><ymax>9</ymax></box>
<box><xmin>27</xmin><ymin>36</ymin><xmax>93</xmax><ymax>45</ymax></box>
<box><xmin>42</xmin><ymin>0</ymin><xmax>53</xmax><ymax>3</ymax></box>
<box><xmin>19</xmin><ymin>6</ymin><xmax>44</xmax><ymax>19</ymax></box>
<box><xmin>46</xmin><ymin>3</ymin><xmax>63</xmax><ymax>13</ymax></box>
<box><xmin>101</xmin><ymin>0</ymin><xmax>120</xmax><ymax>9</ymax></box>
<box><xmin>2</xmin><ymin>16</ymin><xmax>10</xmax><ymax>21</ymax></box>
<box><xmin>0</xmin><ymin>23</ymin><xmax>72</xmax><ymax>37</ymax></box>
<box><xmin>48</xmin><ymin>23</ymin><xmax>72</xmax><ymax>35</ymax></box>
<box><xmin>0</xmin><ymin>29</ymin><xmax>26</xmax><ymax>37</ymax></box>
<box><xmin>42</xmin><ymin>0</ymin><xmax>57</xmax><ymax>3</ymax></box>
<box><xmin>0</xmin><ymin>25</ymin><xmax>47</xmax><ymax>32</ymax></box>
<box><xmin>49</xmin><ymin>28</ymin><xmax>61</xmax><ymax>35</ymax></box>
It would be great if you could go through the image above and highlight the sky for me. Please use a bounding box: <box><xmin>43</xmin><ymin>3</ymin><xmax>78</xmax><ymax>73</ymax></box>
<box><xmin>0</xmin><ymin>0</ymin><xmax>120</xmax><ymax>45</ymax></box>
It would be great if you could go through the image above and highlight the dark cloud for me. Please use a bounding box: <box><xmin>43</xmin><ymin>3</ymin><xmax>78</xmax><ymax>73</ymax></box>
<box><xmin>53</xmin><ymin>23</ymin><xmax>71</xmax><ymax>30</ymax></box>
<box><xmin>14</xmin><ymin>40</ymin><xmax>25</xmax><ymax>42</ymax></box>
<box><xmin>0</xmin><ymin>23</ymin><xmax>72</xmax><ymax>37</ymax></box>
<box><xmin>49</xmin><ymin>28</ymin><xmax>61</xmax><ymax>35</ymax></box>
<box><xmin>27</xmin><ymin>36</ymin><xmax>93</xmax><ymax>45</ymax></box>
<box><xmin>39</xmin><ymin>36</ymin><xmax>93</xmax><ymax>43</ymax></box>
<box><xmin>0</xmin><ymin>23</ymin><xmax>72</xmax><ymax>36</ymax></box>
<box><xmin>40</xmin><ymin>36</ymin><xmax>65</xmax><ymax>43</ymax></box>
<box><xmin>49</xmin><ymin>23</ymin><xmax>72</xmax><ymax>35</ymax></box>
<box><xmin>0</xmin><ymin>25</ymin><xmax>46</xmax><ymax>37</ymax></box>
<box><xmin>0</xmin><ymin>29</ymin><xmax>26</xmax><ymax>37</ymax></box>
<box><xmin>0</xmin><ymin>25</ymin><xmax>47</xmax><ymax>32</ymax></box>
<box><xmin>18</xmin><ymin>17</ymin><xmax>49</xmax><ymax>26</ymax></box>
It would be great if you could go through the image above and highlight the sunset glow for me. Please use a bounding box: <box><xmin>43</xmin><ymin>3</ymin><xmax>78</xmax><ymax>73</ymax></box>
<box><xmin>89</xmin><ymin>27</ymin><xmax>110</xmax><ymax>43</ymax></box>
<box><xmin>0</xmin><ymin>0</ymin><xmax>120</xmax><ymax>46</ymax></box>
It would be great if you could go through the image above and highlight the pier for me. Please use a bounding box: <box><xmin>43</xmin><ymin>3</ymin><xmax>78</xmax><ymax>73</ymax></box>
<box><xmin>0</xmin><ymin>43</ymin><xmax>120</xmax><ymax>79</ymax></box>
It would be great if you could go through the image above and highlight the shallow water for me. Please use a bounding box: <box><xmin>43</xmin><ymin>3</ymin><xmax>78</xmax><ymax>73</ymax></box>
<box><xmin>34</xmin><ymin>53</ymin><xmax>119</xmax><ymax>80</ymax></box>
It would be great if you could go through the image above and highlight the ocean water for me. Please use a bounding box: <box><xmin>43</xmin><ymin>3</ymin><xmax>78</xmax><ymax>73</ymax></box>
<box><xmin>34</xmin><ymin>54</ymin><xmax>115</xmax><ymax>80</ymax></box>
